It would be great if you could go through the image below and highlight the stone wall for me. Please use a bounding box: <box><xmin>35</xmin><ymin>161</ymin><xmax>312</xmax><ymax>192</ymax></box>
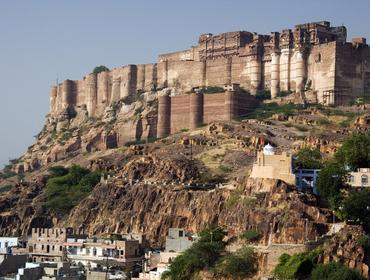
<box><xmin>159</xmin><ymin>91</ymin><xmax>258</xmax><ymax>136</ymax></box>
<box><xmin>335</xmin><ymin>42</ymin><xmax>370</xmax><ymax>105</ymax></box>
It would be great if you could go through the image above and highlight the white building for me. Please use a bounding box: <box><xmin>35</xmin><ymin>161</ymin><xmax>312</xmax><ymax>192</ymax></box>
<box><xmin>0</xmin><ymin>237</ymin><xmax>18</xmax><ymax>254</ymax></box>
<box><xmin>348</xmin><ymin>168</ymin><xmax>370</xmax><ymax>187</ymax></box>
<box><xmin>65</xmin><ymin>237</ymin><xmax>142</xmax><ymax>269</ymax></box>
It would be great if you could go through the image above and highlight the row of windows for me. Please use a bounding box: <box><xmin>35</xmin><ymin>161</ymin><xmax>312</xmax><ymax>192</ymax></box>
<box><xmin>34</xmin><ymin>244</ymin><xmax>63</xmax><ymax>252</ymax></box>
<box><xmin>348</xmin><ymin>174</ymin><xmax>368</xmax><ymax>185</ymax></box>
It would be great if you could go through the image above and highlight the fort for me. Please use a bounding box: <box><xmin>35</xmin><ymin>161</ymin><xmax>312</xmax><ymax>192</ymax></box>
<box><xmin>50</xmin><ymin>21</ymin><xmax>370</xmax><ymax>121</ymax></box>
<box><xmin>15</xmin><ymin>21</ymin><xmax>369</xmax><ymax>171</ymax></box>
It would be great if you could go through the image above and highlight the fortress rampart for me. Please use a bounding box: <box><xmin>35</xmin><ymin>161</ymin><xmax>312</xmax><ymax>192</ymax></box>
<box><xmin>49</xmin><ymin>21</ymin><xmax>370</xmax><ymax>119</ymax></box>
<box><xmin>158</xmin><ymin>91</ymin><xmax>259</xmax><ymax>137</ymax></box>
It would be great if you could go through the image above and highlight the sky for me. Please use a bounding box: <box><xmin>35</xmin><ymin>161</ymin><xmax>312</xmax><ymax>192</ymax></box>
<box><xmin>1</xmin><ymin>0</ymin><xmax>369</xmax><ymax>167</ymax></box>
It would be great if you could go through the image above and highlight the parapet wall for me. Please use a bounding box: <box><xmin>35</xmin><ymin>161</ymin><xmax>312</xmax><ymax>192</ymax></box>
<box><xmin>158</xmin><ymin>91</ymin><xmax>258</xmax><ymax>137</ymax></box>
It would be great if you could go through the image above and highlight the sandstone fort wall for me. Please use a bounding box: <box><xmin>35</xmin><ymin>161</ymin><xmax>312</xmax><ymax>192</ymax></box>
<box><xmin>49</xmin><ymin>21</ymin><xmax>370</xmax><ymax>117</ymax></box>
<box><xmin>159</xmin><ymin>92</ymin><xmax>258</xmax><ymax>136</ymax></box>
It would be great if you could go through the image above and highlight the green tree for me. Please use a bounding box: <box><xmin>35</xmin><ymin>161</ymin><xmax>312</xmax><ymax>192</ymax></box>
<box><xmin>294</xmin><ymin>148</ymin><xmax>322</xmax><ymax>169</ymax></box>
<box><xmin>335</xmin><ymin>134</ymin><xmax>370</xmax><ymax>171</ymax></box>
<box><xmin>92</xmin><ymin>65</ymin><xmax>109</xmax><ymax>75</ymax></box>
<box><xmin>311</xmin><ymin>262</ymin><xmax>362</xmax><ymax>280</ymax></box>
<box><xmin>274</xmin><ymin>249</ymin><xmax>321</xmax><ymax>280</ymax></box>
<box><xmin>198</xmin><ymin>225</ymin><xmax>227</xmax><ymax>243</ymax></box>
<box><xmin>341</xmin><ymin>189</ymin><xmax>370</xmax><ymax>230</ymax></box>
<box><xmin>161</xmin><ymin>226</ymin><xmax>226</xmax><ymax>280</ymax></box>
<box><xmin>316</xmin><ymin>160</ymin><xmax>347</xmax><ymax>202</ymax></box>
<box><xmin>48</xmin><ymin>166</ymin><xmax>68</xmax><ymax>178</ymax></box>
<box><xmin>45</xmin><ymin>165</ymin><xmax>100</xmax><ymax>216</ymax></box>
<box><xmin>214</xmin><ymin>246</ymin><xmax>257</xmax><ymax>279</ymax></box>
<box><xmin>239</xmin><ymin>230</ymin><xmax>263</xmax><ymax>243</ymax></box>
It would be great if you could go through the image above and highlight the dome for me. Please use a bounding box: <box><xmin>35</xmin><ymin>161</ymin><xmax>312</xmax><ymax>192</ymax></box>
<box><xmin>263</xmin><ymin>143</ymin><xmax>275</xmax><ymax>155</ymax></box>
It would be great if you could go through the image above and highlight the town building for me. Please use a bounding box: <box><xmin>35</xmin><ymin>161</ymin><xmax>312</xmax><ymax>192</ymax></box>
<box><xmin>135</xmin><ymin>228</ymin><xmax>196</xmax><ymax>280</ymax></box>
<box><xmin>165</xmin><ymin>228</ymin><xmax>194</xmax><ymax>252</ymax></box>
<box><xmin>348</xmin><ymin>168</ymin><xmax>370</xmax><ymax>187</ymax></box>
<box><xmin>65</xmin><ymin>237</ymin><xmax>142</xmax><ymax>269</ymax></box>
<box><xmin>250</xmin><ymin>144</ymin><xmax>296</xmax><ymax>185</ymax></box>
<box><xmin>16</xmin><ymin>262</ymin><xmax>85</xmax><ymax>280</ymax></box>
<box><xmin>29</xmin><ymin>228</ymin><xmax>87</xmax><ymax>263</ymax></box>
<box><xmin>295</xmin><ymin>169</ymin><xmax>320</xmax><ymax>194</ymax></box>
<box><xmin>0</xmin><ymin>237</ymin><xmax>18</xmax><ymax>255</ymax></box>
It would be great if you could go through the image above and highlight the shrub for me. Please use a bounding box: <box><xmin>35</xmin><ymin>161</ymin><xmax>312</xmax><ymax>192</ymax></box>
<box><xmin>124</xmin><ymin>140</ymin><xmax>146</xmax><ymax>147</ymax></box>
<box><xmin>242</xmin><ymin>197</ymin><xmax>257</xmax><ymax>209</ymax></box>
<box><xmin>277</xmin><ymin>90</ymin><xmax>292</xmax><ymax>97</ymax></box>
<box><xmin>239</xmin><ymin>230</ymin><xmax>263</xmax><ymax>243</ymax></box>
<box><xmin>0</xmin><ymin>185</ymin><xmax>12</xmax><ymax>193</ymax></box>
<box><xmin>198</xmin><ymin>225</ymin><xmax>227</xmax><ymax>243</ymax></box>
<box><xmin>48</xmin><ymin>166</ymin><xmax>69</xmax><ymax>178</ymax></box>
<box><xmin>294</xmin><ymin>148</ymin><xmax>322</xmax><ymax>170</ymax></box>
<box><xmin>274</xmin><ymin>248</ymin><xmax>321</xmax><ymax>280</ymax></box>
<box><xmin>45</xmin><ymin>165</ymin><xmax>100</xmax><ymax>216</ymax></box>
<box><xmin>225</xmin><ymin>193</ymin><xmax>240</xmax><ymax>209</ymax></box>
<box><xmin>197</xmin><ymin>86</ymin><xmax>225</xmax><ymax>94</ymax></box>
<box><xmin>161</xmin><ymin>226</ymin><xmax>226</xmax><ymax>280</ymax></box>
<box><xmin>311</xmin><ymin>262</ymin><xmax>362</xmax><ymax>280</ymax></box>
<box><xmin>341</xmin><ymin>189</ymin><xmax>370</xmax><ymax>230</ymax></box>
<box><xmin>293</xmin><ymin>124</ymin><xmax>309</xmax><ymax>132</ymax></box>
<box><xmin>243</xmin><ymin>102</ymin><xmax>304</xmax><ymax>120</ymax></box>
<box><xmin>214</xmin><ymin>246</ymin><xmax>257</xmax><ymax>278</ymax></box>
<box><xmin>357</xmin><ymin>235</ymin><xmax>370</xmax><ymax>249</ymax></box>
<box><xmin>0</xmin><ymin>171</ymin><xmax>17</xmax><ymax>180</ymax></box>
<box><xmin>256</xmin><ymin>90</ymin><xmax>271</xmax><ymax>101</ymax></box>
<box><xmin>92</xmin><ymin>65</ymin><xmax>109</xmax><ymax>75</ymax></box>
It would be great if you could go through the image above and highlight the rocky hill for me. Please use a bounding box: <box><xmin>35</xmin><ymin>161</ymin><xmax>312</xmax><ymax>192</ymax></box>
<box><xmin>0</xmin><ymin>102</ymin><xmax>369</xmax><ymax>277</ymax></box>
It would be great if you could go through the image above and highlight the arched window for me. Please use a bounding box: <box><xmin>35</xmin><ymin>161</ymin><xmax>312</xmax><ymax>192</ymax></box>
<box><xmin>361</xmin><ymin>175</ymin><xmax>368</xmax><ymax>186</ymax></box>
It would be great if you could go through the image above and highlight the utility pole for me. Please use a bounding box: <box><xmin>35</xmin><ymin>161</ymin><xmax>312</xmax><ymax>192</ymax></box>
<box><xmin>105</xmin><ymin>253</ymin><xmax>109</xmax><ymax>280</ymax></box>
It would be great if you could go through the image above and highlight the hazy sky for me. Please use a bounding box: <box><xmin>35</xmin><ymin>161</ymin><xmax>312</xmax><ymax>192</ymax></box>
<box><xmin>1</xmin><ymin>0</ymin><xmax>369</xmax><ymax>167</ymax></box>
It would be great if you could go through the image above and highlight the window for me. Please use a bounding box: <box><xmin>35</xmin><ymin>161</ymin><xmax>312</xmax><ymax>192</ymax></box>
<box><xmin>179</xmin><ymin>230</ymin><xmax>184</xmax><ymax>237</ymax></box>
<box><xmin>59</xmin><ymin>246</ymin><xmax>63</xmax><ymax>252</ymax></box>
<box><xmin>361</xmin><ymin>175</ymin><xmax>368</xmax><ymax>186</ymax></box>
<box><xmin>348</xmin><ymin>175</ymin><xmax>355</xmax><ymax>183</ymax></box>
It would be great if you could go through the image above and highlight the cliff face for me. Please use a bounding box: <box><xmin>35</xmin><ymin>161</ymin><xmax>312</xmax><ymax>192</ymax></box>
<box><xmin>321</xmin><ymin>226</ymin><xmax>370</xmax><ymax>279</ymax></box>
<box><xmin>0</xmin><ymin>174</ymin><xmax>54</xmax><ymax>236</ymax></box>
<box><xmin>64</xmin><ymin>173</ymin><xmax>329</xmax><ymax>247</ymax></box>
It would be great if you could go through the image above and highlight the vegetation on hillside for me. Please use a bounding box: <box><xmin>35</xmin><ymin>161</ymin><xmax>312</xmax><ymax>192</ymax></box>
<box><xmin>242</xmin><ymin>102</ymin><xmax>305</xmax><ymax>120</ymax></box>
<box><xmin>214</xmin><ymin>246</ymin><xmax>257</xmax><ymax>279</ymax></box>
<box><xmin>196</xmin><ymin>86</ymin><xmax>225</xmax><ymax>94</ymax></box>
<box><xmin>45</xmin><ymin>165</ymin><xmax>101</xmax><ymax>216</ymax></box>
<box><xmin>239</xmin><ymin>230</ymin><xmax>263</xmax><ymax>243</ymax></box>
<box><xmin>255</xmin><ymin>90</ymin><xmax>271</xmax><ymax>101</ymax></box>
<box><xmin>274</xmin><ymin>249</ymin><xmax>363</xmax><ymax>280</ymax></box>
<box><xmin>0</xmin><ymin>185</ymin><xmax>12</xmax><ymax>193</ymax></box>
<box><xmin>274</xmin><ymin>248</ymin><xmax>321</xmax><ymax>280</ymax></box>
<box><xmin>161</xmin><ymin>226</ymin><xmax>258</xmax><ymax>280</ymax></box>
<box><xmin>311</xmin><ymin>262</ymin><xmax>363</xmax><ymax>280</ymax></box>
